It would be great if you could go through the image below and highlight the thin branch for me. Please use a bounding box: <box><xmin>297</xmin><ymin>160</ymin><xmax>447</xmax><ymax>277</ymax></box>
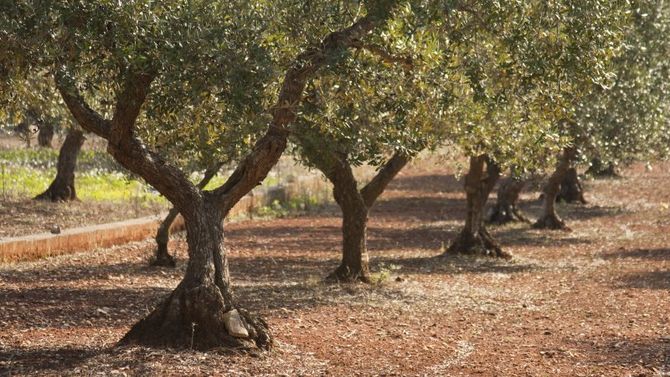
<box><xmin>351</xmin><ymin>40</ymin><xmax>413</xmax><ymax>71</ymax></box>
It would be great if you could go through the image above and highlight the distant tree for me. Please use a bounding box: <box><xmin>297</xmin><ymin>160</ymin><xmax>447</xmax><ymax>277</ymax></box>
<box><xmin>420</xmin><ymin>1</ymin><xmax>628</xmax><ymax>254</ymax></box>
<box><xmin>534</xmin><ymin>0</ymin><xmax>670</xmax><ymax>230</ymax></box>
<box><xmin>485</xmin><ymin>171</ymin><xmax>529</xmax><ymax>225</ymax></box>
<box><xmin>292</xmin><ymin>34</ymin><xmax>428</xmax><ymax>281</ymax></box>
<box><xmin>34</xmin><ymin>127</ymin><xmax>85</xmax><ymax>202</ymax></box>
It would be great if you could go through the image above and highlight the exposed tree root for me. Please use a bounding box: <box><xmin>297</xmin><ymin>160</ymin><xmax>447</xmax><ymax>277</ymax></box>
<box><xmin>445</xmin><ymin>228</ymin><xmax>513</xmax><ymax>259</ymax></box>
<box><xmin>150</xmin><ymin>245</ymin><xmax>176</xmax><ymax>268</ymax></box>
<box><xmin>119</xmin><ymin>281</ymin><xmax>272</xmax><ymax>351</ymax></box>
<box><xmin>325</xmin><ymin>264</ymin><xmax>371</xmax><ymax>284</ymax></box>
<box><xmin>33</xmin><ymin>186</ymin><xmax>78</xmax><ymax>202</ymax></box>
<box><xmin>532</xmin><ymin>214</ymin><xmax>571</xmax><ymax>231</ymax></box>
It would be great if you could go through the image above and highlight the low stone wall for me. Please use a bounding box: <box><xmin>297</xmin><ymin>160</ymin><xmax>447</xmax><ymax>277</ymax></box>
<box><xmin>0</xmin><ymin>175</ymin><xmax>331</xmax><ymax>264</ymax></box>
<box><xmin>0</xmin><ymin>216</ymin><xmax>183</xmax><ymax>264</ymax></box>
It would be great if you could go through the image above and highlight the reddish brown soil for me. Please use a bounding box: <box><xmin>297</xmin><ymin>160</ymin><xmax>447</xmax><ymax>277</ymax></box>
<box><xmin>0</xmin><ymin>160</ymin><xmax>669</xmax><ymax>376</ymax></box>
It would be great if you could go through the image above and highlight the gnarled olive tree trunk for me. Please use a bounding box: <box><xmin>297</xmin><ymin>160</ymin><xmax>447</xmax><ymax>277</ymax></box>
<box><xmin>556</xmin><ymin>167</ymin><xmax>587</xmax><ymax>204</ymax></box>
<box><xmin>122</xmin><ymin>198</ymin><xmax>270</xmax><ymax>349</ymax></box>
<box><xmin>57</xmin><ymin>6</ymin><xmax>395</xmax><ymax>350</ymax></box>
<box><xmin>34</xmin><ymin>128</ymin><xmax>85</xmax><ymax>202</ymax></box>
<box><xmin>446</xmin><ymin>155</ymin><xmax>511</xmax><ymax>258</ymax></box>
<box><xmin>152</xmin><ymin>163</ymin><xmax>223</xmax><ymax>267</ymax></box>
<box><xmin>533</xmin><ymin>147</ymin><xmax>575</xmax><ymax>230</ymax></box>
<box><xmin>320</xmin><ymin>153</ymin><xmax>408</xmax><ymax>282</ymax></box>
<box><xmin>486</xmin><ymin>175</ymin><xmax>528</xmax><ymax>225</ymax></box>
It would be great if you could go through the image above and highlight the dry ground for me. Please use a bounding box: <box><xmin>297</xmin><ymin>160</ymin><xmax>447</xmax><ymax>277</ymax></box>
<box><xmin>0</xmin><ymin>199</ymin><xmax>167</xmax><ymax>239</ymax></box>
<box><xmin>0</xmin><ymin>160</ymin><xmax>669</xmax><ymax>376</ymax></box>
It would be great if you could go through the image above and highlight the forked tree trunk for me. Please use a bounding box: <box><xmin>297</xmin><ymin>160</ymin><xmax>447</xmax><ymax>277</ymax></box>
<box><xmin>319</xmin><ymin>152</ymin><xmax>409</xmax><ymax>283</ymax></box>
<box><xmin>556</xmin><ymin>167</ymin><xmax>587</xmax><ymax>204</ymax></box>
<box><xmin>34</xmin><ymin>129</ymin><xmax>85</xmax><ymax>202</ymax></box>
<box><xmin>152</xmin><ymin>163</ymin><xmax>223</xmax><ymax>267</ymax></box>
<box><xmin>328</xmin><ymin>159</ymin><xmax>371</xmax><ymax>283</ymax></box>
<box><xmin>121</xmin><ymin>200</ymin><xmax>271</xmax><ymax>350</ymax></box>
<box><xmin>486</xmin><ymin>175</ymin><xmax>528</xmax><ymax>225</ymax></box>
<box><xmin>57</xmin><ymin>4</ymin><xmax>397</xmax><ymax>351</ymax></box>
<box><xmin>37</xmin><ymin>123</ymin><xmax>55</xmax><ymax>148</ymax></box>
<box><xmin>446</xmin><ymin>155</ymin><xmax>511</xmax><ymax>258</ymax></box>
<box><xmin>533</xmin><ymin>147</ymin><xmax>575</xmax><ymax>230</ymax></box>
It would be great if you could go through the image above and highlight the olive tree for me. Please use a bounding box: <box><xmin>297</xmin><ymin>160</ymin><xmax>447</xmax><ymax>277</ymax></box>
<box><xmin>424</xmin><ymin>0</ymin><xmax>628</xmax><ymax>256</ymax></box>
<box><xmin>535</xmin><ymin>0</ymin><xmax>670</xmax><ymax>229</ymax></box>
<box><xmin>1</xmin><ymin>0</ymin><xmax>401</xmax><ymax>350</ymax></box>
<box><xmin>290</xmin><ymin>23</ymin><xmax>433</xmax><ymax>281</ymax></box>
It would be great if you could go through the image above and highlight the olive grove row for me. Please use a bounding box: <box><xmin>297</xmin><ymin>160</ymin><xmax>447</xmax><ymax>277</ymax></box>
<box><xmin>1</xmin><ymin>0</ymin><xmax>669</xmax><ymax>350</ymax></box>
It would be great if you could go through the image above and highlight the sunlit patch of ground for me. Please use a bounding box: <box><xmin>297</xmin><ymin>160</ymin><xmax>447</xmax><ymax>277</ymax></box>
<box><xmin>1</xmin><ymin>160</ymin><xmax>669</xmax><ymax>376</ymax></box>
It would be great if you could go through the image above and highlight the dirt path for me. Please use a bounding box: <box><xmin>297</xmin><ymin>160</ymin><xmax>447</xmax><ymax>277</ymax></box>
<box><xmin>0</xmin><ymin>160</ymin><xmax>669</xmax><ymax>376</ymax></box>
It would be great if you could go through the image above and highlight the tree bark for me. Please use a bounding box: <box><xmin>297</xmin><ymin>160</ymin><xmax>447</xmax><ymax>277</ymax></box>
<box><xmin>533</xmin><ymin>147</ymin><xmax>575</xmax><ymax>230</ymax></box>
<box><xmin>556</xmin><ymin>167</ymin><xmax>587</xmax><ymax>204</ymax></box>
<box><xmin>56</xmin><ymin>3</ymin><xmax>398</xmax><ymax>350</ymax></box>
<box><xmin>121</xmin><ymin>199</ymin><xmax>271</xmax><ymax>350</ymax></box>
<box><xmin>310</xmin><ymin>151</ymin><xmax>409</xmax><ymax>283</ymax></box>
<box><xmin>486</xmin><ymin>175</ymin><xmax>528</xmax><ymax>225</ymax></box>
<box><xmin>37</xmin><ymin>123</ymin><xmax>55</xmax><ymax>148</ymax></box>
<box><xmin>446</xmin><ymin>155</ymin><xmax>511</xmax><ymax>258</ymax></box>
<box><xmin>325</xmin><ymin>155</ymin><xmax>371</xmax><ymax>283</ymax></box>
<box><xmin>34</xmin><ymin>128</ymin><xmax>85</xmax><ymax>202</ymax></box>
<box><xmin>152</xmin><ymin>163</ymin><xmax>223</xmax><ymax>268</ymax></box>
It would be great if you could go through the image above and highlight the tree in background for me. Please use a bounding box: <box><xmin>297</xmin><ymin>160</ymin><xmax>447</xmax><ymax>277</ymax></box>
<box><xmin>34</xmin><ymin>127</ymin><xmax>85</xmax><ymax>201</ymax></box>
<box><xmin>535</xmin><ymin>0</ymin><xmax>670</xmax><ymax>229</ymax></box>
<box><xmin>422</xmin><ymin>1</ymin><xmax>628</xmax><ymax>255</ymax></box>
<box><xmin>2</xmin><ymin>79</ymin><xmax>86</xmax><ymax>202</ymax></box>
<box><xmin>291</xmin><ymin>19</ymin><xmax>432</xmax><ymax>281</ymax></box>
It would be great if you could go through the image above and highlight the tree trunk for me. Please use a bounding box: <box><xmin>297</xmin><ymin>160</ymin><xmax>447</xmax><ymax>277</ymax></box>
<box><xmin>328</xmin><ymin>160</ymin><xmax>371</xmax><ymax>283</ymax></box>
<box><xmin>153</xmin><ymin>207</ymin><xmax>180</xmax><ymax>267</ymax></box>
<box><xmin>317</xmin><ymin>152</ymin><xmax>409</xmax><ymax>283</ymax></box>
<box><xmin>486</xmin><ymin>176</ymin><xmax>528</xmax><ymax>225</ymax></box>
<box><xmin>446</xmin><ymin>155</ymin><xmax>511</xmax><ymax>258</ymax></box>
<box><xmin>34</xmin><ymin>129</ymin><xmax>85</xmax><ymax>202</ymax></box>
<box><xmin>586</xmin><ymin>158</ymin><xmax>619</xmax><ymax>178</ymax></box>
<box><xmin>56</xmin><ymin>5</ymin><xmax>397</xmax><ymax>351</ymax></box>
<box><xmin>533</xmin><ymin>147</ymin><xmax>575</xmax><ymax>230</ymax></box>
<box><xmin>556</xmin><ymin>167</ymin><xmax>587</xmax><ymax>204</ymax></box>
<box><xmin>152</xmin><ymin>163</ymin><xmax>223</xmax><ymax>267</ymax></box>
<box><xmin>121</xmin><ymin>199</ymin><xmax>271</xmax><ymax>350</ymax></box>
<box><xmin>38</xmin><ymin>123</ymin><xmax>55</xmax><ymax>148</ymax></box>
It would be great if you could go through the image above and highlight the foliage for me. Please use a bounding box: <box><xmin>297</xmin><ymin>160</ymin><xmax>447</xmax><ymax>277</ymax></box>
<box><xmin>404</xmin><ymin>0</ymin><xmax>629</xmax><ymax>172</ymax></box>
<box><xmin>575</xmin><ymin>0</ymin><xmax>670</xmax><ymax>167</ymax></box>
<box><xmin>0</xmin><ymin>0</ymin><xmax>276</xmax><ymax>171</ymax></box>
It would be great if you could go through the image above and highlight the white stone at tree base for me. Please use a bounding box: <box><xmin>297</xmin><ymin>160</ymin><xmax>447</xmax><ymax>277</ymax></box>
<box><xmin>223</xmin><ymin>309</ymin><xmax>249</xmax><ymax>338</ymax></box>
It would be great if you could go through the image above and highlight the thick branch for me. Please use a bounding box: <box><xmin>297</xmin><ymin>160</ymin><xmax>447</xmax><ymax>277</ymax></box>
<box><xmin>54</xmin><ymin>70</ymin><xmax>111</xmax><ymax>138</ymax></box>
<box><xmin>105</xmin><ymin>75</ymin><xmax>201</xmax><ymax>216</ymax></box>
<box><xmin>57</xmin><ymin>68</ymin><xmax>201</xmax><ymax>217</ymax></box>
<box><xmin>360</xmin><ymin>152</ymin><xmax>410</xmax><ymax>207</ymax></box>
<box><xmin>109</xmin><ymin>72</ymin><xmax>154</xmax><ymax>146</ymax></box>
<box><xmin>212</xmin><ymin>8</ymin><xmax>396</xmax><ymax>214</ymax></box>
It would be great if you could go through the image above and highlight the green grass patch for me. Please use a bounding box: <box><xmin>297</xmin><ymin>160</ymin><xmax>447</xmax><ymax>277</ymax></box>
<box><xmin>0</xmin><ymin>165</ymin><xmax>164</xmax><ymax>204</ymax></box>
